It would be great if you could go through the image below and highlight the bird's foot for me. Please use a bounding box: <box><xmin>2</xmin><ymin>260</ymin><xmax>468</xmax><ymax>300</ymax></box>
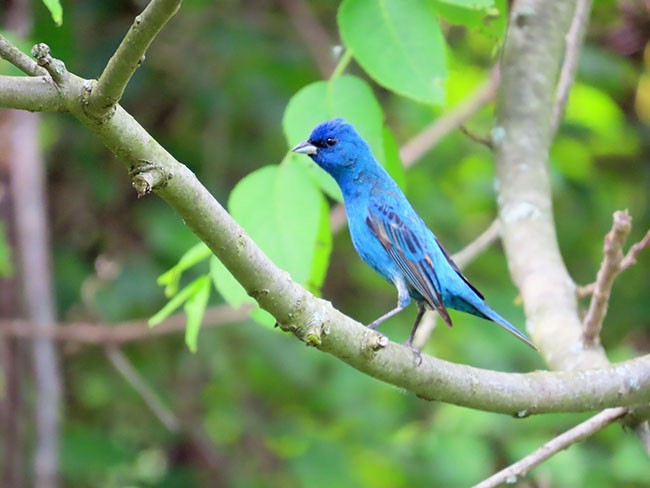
<box><xmin>404</xmin><ymin>339</ymin><xmax>422</xmax><ymax>367</ymax></box>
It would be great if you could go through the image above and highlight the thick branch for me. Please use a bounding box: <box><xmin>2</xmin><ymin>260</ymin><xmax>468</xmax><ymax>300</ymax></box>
<box><xmin>0</xmin><ymin>75</ymin><xmax>66</xmax><ymax>112</ymax></box>
<box><xmin>87</xmin><ymin>0</ymin><xmax>182</xmax><ymax>118</ymax></box>
<box><xmin>582</xmin><ymin>210</ymin><xmax>632</xmax><ymax>346</ymax></box>
<box><xmin>494</xmin><ymin>0</ymin><xmax>609</xmax><ymax>371</ymax></box>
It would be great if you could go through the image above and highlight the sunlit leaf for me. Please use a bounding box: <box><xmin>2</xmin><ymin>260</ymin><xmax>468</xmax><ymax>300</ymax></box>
<box><xmin>149</xmin><ymin>275</ymin><xmax>208</xmax><ymax>326</ymax></box>
<box><xmin>184</xmin><ymin>275</ymin><xmax>211</xmax><ymax>352</ymax></box>
<box><xmin>42</xmin><ymin>0</ymin><xmax>63</xmax><ymax>26</ymax></box>
<box><xmin>211</xmin><ymin>159</ymin><xmax>331</xmax><ymax>327</ymax></box>
<box><xmin>0</xmin><ymin>221</ymin><xmax>12</xmax><ymax>278</ymax></box>
<box><xmin>156</xmin><ymin>242</ymin><xmax>211</xmax><ymax>296</ymax></box>
<box><xmin>339</xmin><ymin>0</ymin><xmax>446</xmax><ymax>104</ymax></box>
<box><xmin>432</xmin><ymin>0</ymin><xmax>506</xmax><ymax>40</ymax></box>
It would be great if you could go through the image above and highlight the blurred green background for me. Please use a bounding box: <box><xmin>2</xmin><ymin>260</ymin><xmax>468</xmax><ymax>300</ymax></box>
<box><xmin>2</xmin><ymin>0</ymin><xmax>650</xmax><ymax>486</ymax></box>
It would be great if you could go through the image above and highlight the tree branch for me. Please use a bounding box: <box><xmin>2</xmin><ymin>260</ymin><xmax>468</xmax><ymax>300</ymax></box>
<box><xmin>277</xmin><ymin>0</ymin><xmax>336</xmax><ymax>77</ymax></box>
<box><xmin>551</xmin><ymin>0</ymin><xmax>593</xmax><ymax>135</ymax></box>
<box><xmin>400</xmin><ymin>72</ymin><xmax>498</xmax><ymax>169</ymax></box>
<box><xmin>0</xmin><ymin>33</ymin><xmax>45</xmax><ymax>76</ymax></box>
<box><xmin>494</xmin><ymin>0</ymin><xmax>610</xmax><ymax>371</ymax></box>
<box><xmin>0</xmin><ymin>305</ymin><xmax>249</xmax><ymax>345</ymax></box>
<box><xmin>7</xmin><ymin>105</ymin><xmax>61</xmax><ymax>488</ymax></box>
<box><xmin>582</xmin><ymin>210</ymin><xmax>632</xmax><ymax>346</ymax></box>
<box><xmin>474</xmin><ymin>406</ymin><xmax>629</xmax><ymax>488</ymax></box>
<box><xmin>0</xmin><ymin>75</ymin><xmax>66</xmax><ymax>112</ymax></box>
<box><xmin>452</xmin><ymin>219</ymin><xmax>500</xmax><ymax>269</ymax></box>
<box><xmin>87</xmin><ymin>0</ymin><xmax>182</xmax><ymax>118</ymax></box>
<box><xmin>106</xmin><ymin>345</ymin><xmax>179</xmax><ymax>432</ymax></box>
<box><xmin>577</xmin><ymin>228</ymin><xmax>650</xmax><ymax>298</ymax></box>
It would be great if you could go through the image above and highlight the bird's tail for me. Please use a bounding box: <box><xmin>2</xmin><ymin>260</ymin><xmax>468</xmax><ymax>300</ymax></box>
<box><xmin>472</xmin><ymin>301</ymin><xmax>537</xmax><ymax>351</ymax></box>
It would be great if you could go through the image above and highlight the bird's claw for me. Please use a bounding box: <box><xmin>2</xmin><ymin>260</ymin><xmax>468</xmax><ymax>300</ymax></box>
<box><xmin>405</xmin><ymin>340</ymin><xmax>423</xmax><ymax>367</ymax></box>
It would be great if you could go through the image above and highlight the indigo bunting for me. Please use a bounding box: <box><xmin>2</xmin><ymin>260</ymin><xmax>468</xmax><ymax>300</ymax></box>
<box><xmin>292</xmin><ymin>118</ymin><xmax>536</xmax><ymax>354</ymax></box>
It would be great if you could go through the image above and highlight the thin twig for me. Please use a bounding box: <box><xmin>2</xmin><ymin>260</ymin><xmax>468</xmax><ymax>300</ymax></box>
<box><xmin>474</xmin><ymin>407</ymin><xmax>629</xmax><ymax>488</ymax></box>
<box><xmin>105</xmin><ymin>345</ymin><xmax>180</xmax><ymax>432</ymax></box>
<box><xmin>330</xmin><ymin>74</ymin><xmax>499</xmax><ymax>232</ymax></box>
<box><xmin>277</xmin><ymin>0</ymin><xmax>336</xmax><ymax>77</ymax></box>
<box><xmin>620</xmin><ymin>229</ymin><xmax>650</xmax><ymax>269</ymax></box>
<box><xmin>582</xmin><ymin>211</ymin><xmax>632</xmax><ymax>346</ymax></box>
<box><xmin>459</xmin><ymin>125</ymin><xmax>493</xmax><ymax>148</ymax></box>
<box><xmin>88</xmin><ymin>0</ymin><xmax>182</xmax><ymax>118</ymax></box>
<box><xmin>0</xmin><ymin>305</ymin><xmax>249</xmax><ymax>345</ymax></box>
<box><xmin>551</xmin><ymin>0</ymin><xmax>593</xmax><ymax>135</ymax></box>
<box><xmin>453</xmin><ymin>220</ymin><xmax>501</xmax><ymax>269</ymax></box>
<box><xmin>578</xmin><ymin>229</ymin><xmax>650</xmax><ymax>298</ymax></box>
<box><xmin>401</xmin><ymin>73</ymin><xmax>499</xmax><ymax>169</ymax></box>
<box><xmin>0</xmin><ymin>33</ymin><xmax>46</xmax><ymax>76</ymax></box>
<box><xmin>576</xmin><ymin>282</ymin><xmax>595</xmax><ymax>298</ymax></box>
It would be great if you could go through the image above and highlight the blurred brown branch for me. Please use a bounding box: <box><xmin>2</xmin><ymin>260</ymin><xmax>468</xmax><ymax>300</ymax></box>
<box><xmin>0</xmin><ymin>305</ymin><xmax>249</xmax><ymax>345</ymax></box>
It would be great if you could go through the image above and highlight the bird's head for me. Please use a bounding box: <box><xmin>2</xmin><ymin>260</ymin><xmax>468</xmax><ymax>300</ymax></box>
<box><xmin>291</xmin><ymin>118</ymin><xmax>372</xmax><ymax>178</ymax></box>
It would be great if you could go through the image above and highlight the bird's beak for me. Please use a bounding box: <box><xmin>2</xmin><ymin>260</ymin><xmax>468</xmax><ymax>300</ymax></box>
<box><xmin>291</xmin><ymin>140</ymin><xmax>318</xmax><ymax>155</ymax></box>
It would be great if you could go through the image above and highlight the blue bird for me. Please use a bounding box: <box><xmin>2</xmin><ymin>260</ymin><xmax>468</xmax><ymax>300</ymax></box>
<box><xmin>292</xmin><ymin>118</ymin><xmax>537</xmax><ymax>356</ymax></box>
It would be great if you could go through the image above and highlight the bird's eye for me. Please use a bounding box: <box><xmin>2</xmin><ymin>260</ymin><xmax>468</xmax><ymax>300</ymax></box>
<box><xmin>325</xmin><ymin>137</ymin><xmax>338</xmax><ymax>147</ymax></box>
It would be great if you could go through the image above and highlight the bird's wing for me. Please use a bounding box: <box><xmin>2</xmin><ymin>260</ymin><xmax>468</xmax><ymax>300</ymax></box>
<box><xmin>433</xmin><ymin>236</ymin><xmax>484</xmax><ymax>300</ymax></box>
<box><xmin>365</xmin><ymin>200</ymin><xmax>453</xmax><ymax>327</ymax></box>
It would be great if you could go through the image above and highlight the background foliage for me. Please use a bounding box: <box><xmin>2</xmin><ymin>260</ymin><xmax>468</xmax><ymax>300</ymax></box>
<box><xmin>2</xmin><ymin>0</ymin><xmax>650</xmax><ymax>486</ymax></box>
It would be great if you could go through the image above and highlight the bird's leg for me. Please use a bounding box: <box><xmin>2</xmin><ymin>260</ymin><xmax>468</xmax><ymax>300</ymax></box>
<box><xmin>405</xmin><ymin>304</ymin><xmax>426</xmax><ymax>349</ymax></box>
<box><xmin>367</xmin><ymin>304</ymin><xmax>408</xmax><ymax>330</ymax></box>
<box><xmin>367</xmin><ymin>280</ymin><xmax>411</xmax><ymax>330</ymax></box>
<box><xmin>405</xmin><ymin>304</ymin><xmax>426</xmax><ymax>366</ymax></box>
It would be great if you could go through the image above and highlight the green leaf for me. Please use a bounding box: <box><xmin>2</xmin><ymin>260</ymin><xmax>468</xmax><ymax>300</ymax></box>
<box><xmin>211</xmin><ymin>159</ymin><xmax>331</xmax><ymax>327</ymax></box>
<box><xmin>381</xmin><ymin>127</ymin><xmax>406</xmax><ymax>191</ymax></box>
<box><xmin>338</xmin><ymin>0</ymin><xmax>446</xmax><ymax>105</ymax></box>
<box><xmin>184</xmin><ymin>275</ymin><xmax>211</xmax><ymax>352</ymax></box>
<box><xmin>307</xmin><ymin>194</ymin><xmax>333</xmax><ymax>294</ymax></box>
<box><xmin>283</xmin><ymin>75</ymin><xmax>402</xmax><ymax>196</ymax></box>
<box><xmin>149</xmin><ymin>275</ymin><xmax>208</xmax><ymax>327</ymax></box>
<box><xmin>564</xmin><ymin>82</ymin><xmax>639</xmax><ymax>157</ymax></box>
<box><xmin>209</xmin><ymin>256</ymin><xmax>277</xmax><ymax>327</ymax></box>
<box><xmin>432</xmin><ymin>0</ymin><xmax>506</xmax><ymax>40</ymax></box>
<box><xmin>156</xmin><ymin>242</ymin><xmax>212</xmax><ymax>296</ymax></box>
<box><xmin>0</xmin><ymin>221</ymin><xmax>12</xmax><ymax>278</ymax></box>
<box><xmin>41</xmin><ymin>0</ymin><xmax>63</xmax><ymax>26</ymax></box>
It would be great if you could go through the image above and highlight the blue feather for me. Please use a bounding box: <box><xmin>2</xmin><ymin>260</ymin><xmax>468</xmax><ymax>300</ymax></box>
<box><xmin>292</xmin><ymin>118</ymin><xmax>537</xmax><ymax>353</ymax></box>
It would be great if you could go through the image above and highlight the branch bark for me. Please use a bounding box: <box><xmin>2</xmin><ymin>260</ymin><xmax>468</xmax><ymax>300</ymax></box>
<box><xmin>87</xmin><ymin>0</ymin><xmax>182</xmax><ymax>118</ymax></box>
<box><xmin>494</xmin><ymin>0</ymin><xmax>609</xmax><ymax>371</ymax></box>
